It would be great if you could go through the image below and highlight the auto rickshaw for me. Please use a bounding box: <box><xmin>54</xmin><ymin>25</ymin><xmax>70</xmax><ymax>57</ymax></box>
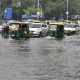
<box><xmin>47</xmin><ymin>22</ymin><xmax>64</xmax><ymax>39</ymax></box>
<box><xmin>9</xmin><ymin>21</ymin><xmax>30</xmax><ymax>39</ymax></box>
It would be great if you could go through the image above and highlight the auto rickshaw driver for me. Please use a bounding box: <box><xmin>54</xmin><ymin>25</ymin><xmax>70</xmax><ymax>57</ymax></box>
<box><xmin>9</xmin><ymin>21</ymin><xmax>30</xmax><ymax>39</ymax></box>
<box><xmin>17</xmin><ymin>24</ymin><xmax>29</xmax><ymax>39</ymax></box>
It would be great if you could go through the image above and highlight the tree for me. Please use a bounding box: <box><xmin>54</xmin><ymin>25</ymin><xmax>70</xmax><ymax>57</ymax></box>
<box><xmin>1</xmin><ymin>0</ymin><xmax>80</xmax><ymax>20</ymax></box>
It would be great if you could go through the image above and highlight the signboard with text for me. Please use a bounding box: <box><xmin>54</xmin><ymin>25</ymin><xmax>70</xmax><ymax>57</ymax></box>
<box><xmin>4</xmin><ymin>8</ymin><xmax>12</xmax><ymax>19</ymax></box>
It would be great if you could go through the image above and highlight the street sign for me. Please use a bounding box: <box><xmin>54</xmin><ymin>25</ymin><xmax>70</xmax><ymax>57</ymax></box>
<box><xmin>4</xmin><ymin>8</ymin><xmax>12</xmax><ymax>19</ymax></box>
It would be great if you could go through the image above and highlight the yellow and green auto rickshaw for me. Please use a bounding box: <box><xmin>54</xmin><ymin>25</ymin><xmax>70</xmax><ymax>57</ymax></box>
<box><xmin>47</xmin><ymin>22</ymin><xmax>64</xmax><ymax>39</ymax></box>
<box><xmin>9</xmin><ymin>21</ymin><xmax>30</xmax><ymax>39</ymax></box>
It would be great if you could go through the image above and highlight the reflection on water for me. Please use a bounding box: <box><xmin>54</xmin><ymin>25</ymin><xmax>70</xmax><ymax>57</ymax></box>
<box><xmin>0</xmin><ymin>35</ymin><xmax>80</xmax><ymax>80</ymax></box>
<box><xmin>1</xmin><ymin>33</ymin><xmax>9</xmax><ymax>39</ymax></box>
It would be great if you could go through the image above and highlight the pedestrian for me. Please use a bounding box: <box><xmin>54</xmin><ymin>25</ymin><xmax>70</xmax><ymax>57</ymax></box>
<box><xmin>3</xmin><ymin>24</ymin><xmax>9</xmax><ymax>34</ymax></box>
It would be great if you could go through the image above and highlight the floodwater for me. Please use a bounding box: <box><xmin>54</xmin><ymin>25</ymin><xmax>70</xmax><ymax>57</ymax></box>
<box><xmin>0</xmin><ymin>34</ymin><xmax>80</xmax><ymax>80</ymax></box>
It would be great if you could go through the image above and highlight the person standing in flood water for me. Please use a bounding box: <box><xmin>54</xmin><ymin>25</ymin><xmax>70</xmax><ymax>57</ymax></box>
<box><xmin>2</xmin><ymin>24</ymin><xmax>9</xmax><ymax>34</ymax></box>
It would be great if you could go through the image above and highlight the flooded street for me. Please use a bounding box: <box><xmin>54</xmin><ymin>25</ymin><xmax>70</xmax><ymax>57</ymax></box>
<box><xmin>0</xmin><ymin>35</ymin><xmax>80</xmax><ymax>80</ymax></box>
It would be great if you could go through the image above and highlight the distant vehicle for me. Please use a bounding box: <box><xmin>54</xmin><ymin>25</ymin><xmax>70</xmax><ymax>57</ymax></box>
<box><xmin>7</xmin><ymin>20</ymin><xmax>16</xmax><ymax>24</ymax></box>
<box><xmin>29</xmin><ymin>23</ymin><xmax>48</xmax><ymax>37</ymax></box>
<box><xmin>64</xmin><ymin>23</ymin><xmax>80</xmax><ymax>35</ymax></box>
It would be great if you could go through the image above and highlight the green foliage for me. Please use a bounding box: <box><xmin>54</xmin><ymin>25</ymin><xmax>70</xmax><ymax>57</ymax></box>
<box><xmin>1</xmin><ymin>0</ymin><xmax>80</xmax><ymax>20</ymax></box>
<box><xmin>23</xmin><ymin>7</ymin><xmax>37</xmax><ymax>14</ymax></box>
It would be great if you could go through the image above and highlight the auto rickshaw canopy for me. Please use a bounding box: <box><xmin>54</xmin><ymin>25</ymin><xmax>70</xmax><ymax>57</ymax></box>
<box><xmin>9</xmin><ymin>21</ymin><xmax>29</xmax><ymax>31</ymax></box>
<box><xmin>9</xmin><ymin>21</ymin><xmax>29</xmax><ymax>24</ymax></box>
<box><xmin>49</xmin><ymin>22</ymin><xmax>64</xmax><ymax>25</ymax></box>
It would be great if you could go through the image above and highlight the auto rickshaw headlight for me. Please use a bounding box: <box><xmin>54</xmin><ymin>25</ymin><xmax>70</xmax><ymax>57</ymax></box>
<box><xmin>24</xmin><ymin>31</ymin><xmax>27</xmax><ymax>34</ymax></box>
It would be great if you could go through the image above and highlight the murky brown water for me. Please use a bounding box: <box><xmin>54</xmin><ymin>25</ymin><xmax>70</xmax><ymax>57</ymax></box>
<box><xmin>0</xmin><ymin>34</ymin><xmax>80</xmax><ymax>80</ymax></box>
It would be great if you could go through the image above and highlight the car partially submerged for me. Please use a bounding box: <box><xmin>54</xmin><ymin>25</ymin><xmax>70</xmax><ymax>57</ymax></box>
<box><xmin>29</xmin><ymin>22</ymin><xmax>48</xmax><ymax>37</ymax></box>
<box><xmin>64</xmin><ymin>23</ymin><xmax>80</xmax><ymax>35</ymax></box>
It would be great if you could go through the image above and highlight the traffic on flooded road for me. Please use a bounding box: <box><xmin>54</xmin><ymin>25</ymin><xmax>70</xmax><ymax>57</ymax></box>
<box><xmin>0</xmin><ymin>33</ymin><xmax>80</xmax><ymax>80</ymax></box>
<box><xmin>0</xmin><ymin>0</ymin><xmax>80</xmax><ymax>80</ymax></box>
